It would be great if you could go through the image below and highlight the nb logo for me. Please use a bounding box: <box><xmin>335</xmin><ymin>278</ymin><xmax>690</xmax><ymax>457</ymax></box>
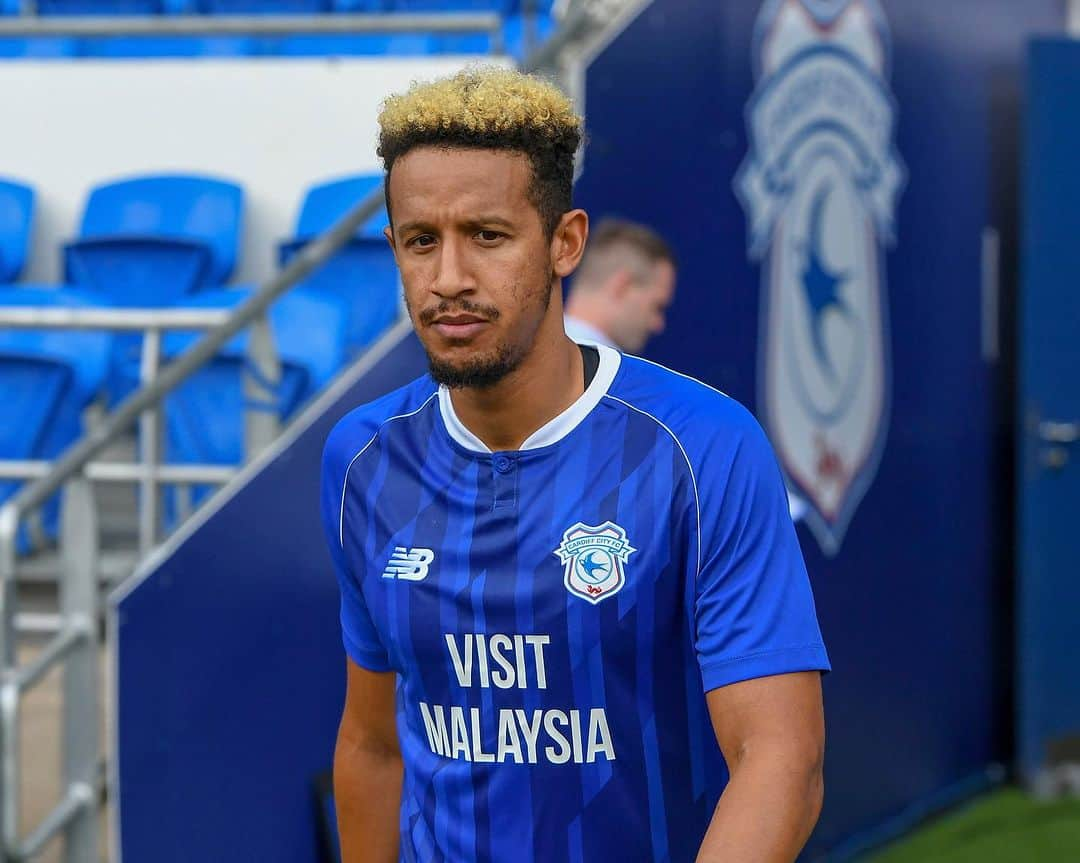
<box><xmin>382</xmin><ymin>547</ymin><xmax>435</xmax><ymax>581</ymax></box>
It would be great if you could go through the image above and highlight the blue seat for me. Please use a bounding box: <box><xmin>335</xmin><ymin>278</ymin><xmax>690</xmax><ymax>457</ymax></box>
<box><xmin>66</xmin><ymin>174</ymin><xmax>244</xmax><ymax>302</ymax></box>
<box><xmin>279</xmin><ymin>175</ymin><xmax>399</xmax><ymax>355</ymax></box>
<box><xmin>0</xmin><ymin>178</ymin><xmax>33</xmax><ymax>284</ymax></box>
<box><xmin>161</xmin><ymin>287</ymin><xmax>348</xmax><ymax>516</ymax></box>
<box><xmin>196</xmin><ymin>0</ymin><xmax>331</xmax><ymax>11</ymax></box>
<box><xmin>387</xmin><ymin>0</ymin><xmax>515</xmax><ymax>11</ymax></box>
<box><xmin>77</xmin><ymin>35</ymin><xmax>257</xmax><ymax>57</ymax></box>
<box><xmin>293</xmin><ymin>173</ymin><xmax>388</xmax><ymax>240</ymax></box>
<box><xmin>0</xmin><ymin>36</ymin><xmax>77</xmax><ymax>57</ymax></box>
<box><xmin>331</xmin><ymin>0</ymin><xmax>385</xmax><ymax>9</ymax></box>
<box><xmin>37</xmin><ymin>0</ymin><xmax>167</xmax><ymax>13</ymax></box>
<box><xmin>0</xmin><ymin>286</ymin><xmax>113</xmax><ymax>551</ymax></box>
<box><xmin>65</xmin><ymin>174</ymin><xmax>244</xmax><ymax>402</ymax></box>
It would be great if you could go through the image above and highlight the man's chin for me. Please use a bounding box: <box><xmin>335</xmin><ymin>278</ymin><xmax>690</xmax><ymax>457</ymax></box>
<box><xmin>426</xmin><ymin>345</ymin><xmax>523</xmax><ymax>390</ymax></box>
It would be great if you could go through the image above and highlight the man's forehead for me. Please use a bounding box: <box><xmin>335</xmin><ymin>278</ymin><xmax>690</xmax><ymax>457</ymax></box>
<box><xmin>388</xmin><ymin>146</ymin><xmax>533</xmax><ymax>221</ymax></box>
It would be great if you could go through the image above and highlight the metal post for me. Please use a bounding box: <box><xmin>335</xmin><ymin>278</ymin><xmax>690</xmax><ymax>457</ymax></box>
<box><xmin>244</xmin><ymin>313</ymin><xmax>282</xmax><ymax>460</ymax></box>
<box><xmin>138</xmin><ymin>328</ymin><xmax>162</xmax><ymax>558</ymax></box>
<box><xmin>60</xmin><ymin>477</ymin><xmax>99</xmax><ymax>863</ymax></box>
<box><xmin>0</xmin><ymin>507</ymin><xmax>17</xmax><ymax>674</ymax></box>
<box><xmin>0</xmin><ymin>505</ymin><xmax>17</xmax><ymax>859</ymax></box>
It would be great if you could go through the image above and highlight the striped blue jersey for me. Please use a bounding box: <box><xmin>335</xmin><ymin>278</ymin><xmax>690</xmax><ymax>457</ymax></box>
<box><xmin>321</xmin><ymin>344</ymin><xmax>830</xmax><ymax>863</ymax></box>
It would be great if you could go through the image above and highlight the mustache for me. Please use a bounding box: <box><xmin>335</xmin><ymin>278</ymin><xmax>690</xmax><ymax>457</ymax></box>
<box><xmin>417</xmin><ymin>299</ymin><xmax>501</xmax><ymax>326</ymax></box>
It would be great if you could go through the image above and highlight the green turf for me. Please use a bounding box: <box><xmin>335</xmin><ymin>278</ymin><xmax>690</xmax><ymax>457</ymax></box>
<box><xmin>866</xmin><ymin>789</ymin><xmax>1080</xmax><ymax>863</ymax></box>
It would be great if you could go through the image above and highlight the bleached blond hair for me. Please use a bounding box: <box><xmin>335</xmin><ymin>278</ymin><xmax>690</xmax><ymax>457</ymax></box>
<box><xmin>378</xmin><ymin>66</ymin><xmax>583</xmax><ymax>236</ymax></box>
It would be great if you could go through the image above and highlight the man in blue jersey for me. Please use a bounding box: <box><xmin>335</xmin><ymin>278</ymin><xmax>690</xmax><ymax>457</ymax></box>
<box><xmin>321</xmin><ymin>67</ymin><xmax>830</xmax><ymax>863</ymax></box>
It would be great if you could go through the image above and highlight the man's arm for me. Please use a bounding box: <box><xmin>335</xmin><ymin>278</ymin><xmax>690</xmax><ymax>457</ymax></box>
<box><xmin>696</xmin><ymin>671</ymin><xmax>825</xmax><ymax>863</ymax></box>
<box><xmin>335</xmin><ymin>658</ymin><xmax>402</xmax><ymax>863</ymax></box>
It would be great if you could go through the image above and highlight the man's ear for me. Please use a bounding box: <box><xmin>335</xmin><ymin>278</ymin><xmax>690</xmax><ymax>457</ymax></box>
<box><xmin>608</xmin><ymin>268</ymin><xmax>634</xmax><ymax>299</ymax></box>
<box><xmin>383</xmin><ymin>225</ymin><xmax>397</xmax><ymax>255</ymax></box>
<box><xmin>551</xmin><ymin>209</ymin><xmax>589</xmax><ymax>279</ymax></box>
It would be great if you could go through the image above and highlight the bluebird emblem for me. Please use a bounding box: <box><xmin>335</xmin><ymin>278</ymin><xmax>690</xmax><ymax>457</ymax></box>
<box><xmin>735</xmin><ymin>0</ymin><xmax>906</xmax><ymax>554</ymax></box>
<box><xmin>554</xmin><ymin>522</ymin><xmax>636</xmax><ymax>605</ymax></box>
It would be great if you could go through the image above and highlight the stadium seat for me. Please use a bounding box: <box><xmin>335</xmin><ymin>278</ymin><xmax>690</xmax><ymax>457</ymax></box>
<box><xmin>196</xmin><ymin>0</ymin><xmax>331</xmax><ymax>12</ymax></box>
<box><xmin>64</xmin><ymin>174</ymin><xmax>244</xmax><ymax>402</ymax></box>
<box><xmin>0</xmin><ymin>178</ymin><xmax>33</xmax><ymax>284</ymax></box>
<box><xmin>387</xmin><ymin>0</ymin><xmax>515</xmax><ymax>11</ymax></box>
<box><xmin>36</xmin><ymin>0</ymin><xmax>168</xmax><ymax>13</ymax></box>
<box><xmin>331</xmin><ymin>0</ymin><xmax>385</xmax><ymax>9</ymax></box>
<box><xmin>293</xmin><ymin>173</ymin><xmax>387</xmax><ymax>240</ymax></box>
<box><xmin>66</xmin><ymin>173</ymin><xmax>244</xmax><ymax>301</ymax></box>
<box><xmin>161</xmin><ymin>286</ymin><xmax>348</xmax><ymax>516</ymax></box>
<box><xmin>279</xmin><ymin>174</ymin><xmax>400</xmax><ymax>356</ymax></box>
<box><xmin>0</xmin><ymin>286</ymin><xmax>113</xmax><ymax>551</ymax></box>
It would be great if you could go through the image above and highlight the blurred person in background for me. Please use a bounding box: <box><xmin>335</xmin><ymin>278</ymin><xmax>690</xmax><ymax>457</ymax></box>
<box><xmin>563</xmin><ymin>218</ymin><xmax>676</xmax><ymax>353</ymax></box>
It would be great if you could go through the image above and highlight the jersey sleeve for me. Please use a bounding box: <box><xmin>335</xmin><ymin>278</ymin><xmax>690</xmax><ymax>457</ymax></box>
<box><xmin>320</xmin><ymin>420</ymin><xmax>393</xmax><ymax>673</ymax></box>
<box><xmin>691</xmin><ymin>407</ymin><xmax>830</xmax><ymax>693</ymax></box>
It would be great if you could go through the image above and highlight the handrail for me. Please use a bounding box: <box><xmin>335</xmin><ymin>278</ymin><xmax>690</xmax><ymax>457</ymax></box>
<box><xmin>0</xmin><ymin>12</ymin><xmax>503</xmax><ymax>38</ymax></box>
<box><xmin>0</xmin><ymin>307</ymin><xmax>230</xmax><ymax>331</ymax></box>
<box><xmin>0</xmin><ymin>185</ymin><xmax>385</xmax><ymax>522</ymax></box>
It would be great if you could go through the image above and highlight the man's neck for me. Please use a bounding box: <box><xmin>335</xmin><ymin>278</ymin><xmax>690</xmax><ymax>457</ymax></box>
<box><xmin>447</xmin><ymin>327</ymin><xmax>584</xmax><ymax>452</ymax></box>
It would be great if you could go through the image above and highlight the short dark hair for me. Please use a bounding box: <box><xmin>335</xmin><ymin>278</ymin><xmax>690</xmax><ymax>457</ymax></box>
<box><xmin>586</xmin><ymin>219</ymin><xmax>675</xmax><ymax>266</ymax></box>
<box><xmin>571</xmin><ymin>219</ymin><xmax>675</xmax><ymax>295</ymax></box>
<box><xmin>377</xmin><ymin>67</ymin><xmax>583</xmax><ymax>238</ymax></box>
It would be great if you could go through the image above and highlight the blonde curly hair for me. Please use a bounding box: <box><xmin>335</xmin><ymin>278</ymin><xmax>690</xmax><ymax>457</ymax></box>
<box><xmin>378</xmin><ymin>66</ymin><xmax>583</xmax><ymax>237</ymax></box>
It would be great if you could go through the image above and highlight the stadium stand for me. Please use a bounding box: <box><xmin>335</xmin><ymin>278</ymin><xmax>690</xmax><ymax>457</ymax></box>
<box><xmin>0</xmin><ymin>4</ymin><xmax>564</xmax><ymax>857</ymax></box>
<box><xmin>0</xmin><ymin>285</ymin><xmax>112</xmax><ymax>549</ymax></box>
<box><xmin>0</xmin><ymin>0</ymin><xmax>550</xmax><ymax>58</ymax></box>
<box><xmin>0</xmin><ymin>178</ymin><xmax>33</xmax><ymax>283</ymax></box>
<box><xmin>279</xmin><ymin>174</ymin><xmax>400</xmax><ymax>356</ymax></box>
<box><xmin>161</xmin><ymin>285</ymin><xmax>350</xmax><ymax>515</ymax></box>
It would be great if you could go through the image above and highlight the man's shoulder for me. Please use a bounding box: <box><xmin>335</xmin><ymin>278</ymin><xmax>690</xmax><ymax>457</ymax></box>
<box><xmin>322</xmin><ymin>375</ymin><xmax>438</xmax><ymax>474</ymax></box>
<box><xmin>608</xmin><ymin>354</ymin><xmax>766</xmax><ymax>467</ymax></box>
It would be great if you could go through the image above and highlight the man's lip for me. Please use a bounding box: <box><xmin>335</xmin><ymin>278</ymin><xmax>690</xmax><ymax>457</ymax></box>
<box><xmin>432</xmin><ymin>319</ymin><xmax>489</xmax><ymax>339</ymax></box>
<box><xmin>431</xmin><ymin>315</ymin><xmax>487</xmax><ymax>325</ymax></box>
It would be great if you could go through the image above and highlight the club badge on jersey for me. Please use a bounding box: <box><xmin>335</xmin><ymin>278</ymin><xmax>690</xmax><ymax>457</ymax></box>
<box><xmin>554</xmin><ymin>521</ymin><xmax>636</xmax><ymax>605</ymax></box>
<box><xmin>735</xmin><ymin>0</ymin><xmax>906</xmax><ymax>555</ymax></box>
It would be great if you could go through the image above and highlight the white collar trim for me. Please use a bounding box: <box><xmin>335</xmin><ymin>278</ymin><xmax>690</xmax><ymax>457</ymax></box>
<box><xmin>438</xmin><ymin>343</ymin><xmax>622</xmax><ymax>453</ymax></box>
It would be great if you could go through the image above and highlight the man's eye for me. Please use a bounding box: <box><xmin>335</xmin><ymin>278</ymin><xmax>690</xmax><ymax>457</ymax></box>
<box><xmin>411</xmin><ymin>235</ymin><xmax>436</xmax><ymax>248</ymax></box>
<box><xmin>477</xmin><ymin>230</ymin><xmax>503</xmax><ymax>242</ymax></box>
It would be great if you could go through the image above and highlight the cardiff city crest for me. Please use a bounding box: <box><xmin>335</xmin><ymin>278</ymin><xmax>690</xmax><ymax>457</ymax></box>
<box><xmin>554</xmin><ymin>522</ymin><xmax>636</xmax><ymax>605</ymax></box>
<box><xmin>735</xmin><ymin>0</ymin><xmax>906</xmax><ymax>554</ymax></box>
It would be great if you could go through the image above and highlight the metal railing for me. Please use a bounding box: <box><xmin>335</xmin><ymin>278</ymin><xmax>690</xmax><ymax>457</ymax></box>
<box><xmin>0</xmin><ymin>185</ymin><xmax>386</xmax><ymax>862</ymax></box>
<box><xmin>0</xmin><ymin>307</ymin><xmax>272</xmax><ymax>560</ymax></box>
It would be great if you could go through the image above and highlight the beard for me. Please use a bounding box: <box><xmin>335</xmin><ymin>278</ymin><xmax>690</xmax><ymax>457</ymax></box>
<box><xmin>427</xmin><ymin>339</ymin><xmax>526</xmax><ymax>390</ymax></box>
<box><xmin>410</xmin><ymin>270</ymin><xmax>555</xmax><ymax>391</ymax></box>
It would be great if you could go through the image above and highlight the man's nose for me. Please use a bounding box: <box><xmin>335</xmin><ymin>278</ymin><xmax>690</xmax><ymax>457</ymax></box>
<box><xmin>432</xmin><ymin>237</ymin><xmax>475</xmax><ymax>298</ymax></box>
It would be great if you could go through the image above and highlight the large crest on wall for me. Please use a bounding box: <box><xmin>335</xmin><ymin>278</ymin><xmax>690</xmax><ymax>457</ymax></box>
<box><xmin>735</xmin><ymin>0</ymin><xmax>906</xmax><ymax>555</ymax></box>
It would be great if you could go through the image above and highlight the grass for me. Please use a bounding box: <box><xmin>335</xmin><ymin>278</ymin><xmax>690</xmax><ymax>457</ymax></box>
<box><xmin>867</xmin><ymin>789</ymin><xmax>1080</xmax><ymax>862</ymax></box>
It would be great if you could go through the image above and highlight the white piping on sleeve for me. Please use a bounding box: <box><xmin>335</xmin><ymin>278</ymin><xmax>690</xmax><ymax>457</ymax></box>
<box><xmin>603</xmin><ymin>394</ymin><xmax>702</xmax><ymax>578</ymax></box>
<box><xmin>338</xmin><ymin>392</ymin><xmax>438</xmax><ymax>548</ymax></box>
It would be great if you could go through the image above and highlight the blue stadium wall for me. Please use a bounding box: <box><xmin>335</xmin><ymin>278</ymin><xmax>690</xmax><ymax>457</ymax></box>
<box><xmin>110</xmin><ymin>2</ymin><xmax>1065</xmax><ymax>861</ymax></box>
<box><xmin>572</xmin><ymin>0</ymin><xmax>1062</xmax><ymax>857</ymax></box>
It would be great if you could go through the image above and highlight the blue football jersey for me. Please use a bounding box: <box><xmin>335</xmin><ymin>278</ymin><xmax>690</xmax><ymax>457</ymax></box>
<box><xmin>321</xmin><ymin>344</ymin><xmax>830</xmax><ymax>863</ymax></box>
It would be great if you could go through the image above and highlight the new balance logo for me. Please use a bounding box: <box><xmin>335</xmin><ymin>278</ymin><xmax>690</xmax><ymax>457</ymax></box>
<box><xmin>382</xmin><ymin>547</ymin><xmax>435</xmax><ymax>581</ymax></box>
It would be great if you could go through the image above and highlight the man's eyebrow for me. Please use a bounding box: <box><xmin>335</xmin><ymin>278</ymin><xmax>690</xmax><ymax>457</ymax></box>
<box><xmin>394</xmin><ymin>220</ymin><xmax>434</xmax><ymax>236</ymax></box>
<box><xmin>396</xmin><ymin>216</ymin><xmax>518</xmax><ymax>236</ymax></box>
<box><xmin>464</xmin><ymin>216</ymin><xmax>516</xmax><ymax>229</ymax></box>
